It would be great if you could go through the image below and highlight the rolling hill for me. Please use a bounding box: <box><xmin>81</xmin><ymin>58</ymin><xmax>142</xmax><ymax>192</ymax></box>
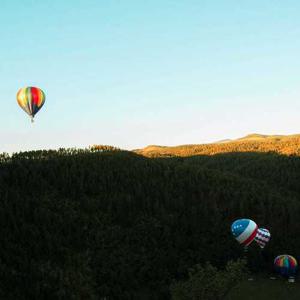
<box><xmin>134</xmin><ymin>133</ymin><xmax>300</xmax><ymax>157</ymax></box>
<box><xmin>1</xmin><ymin>135</ymin><xmax>300</xmax><ymax>299</ymax></box>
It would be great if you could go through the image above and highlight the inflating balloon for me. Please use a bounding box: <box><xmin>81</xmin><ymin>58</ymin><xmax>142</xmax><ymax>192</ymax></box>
<box><xmin>274</xmin><ymin>255</ymin><xmax>298</xmax><ymax>278</ymax></box>
<box><xmin>254</xmin><ymin>228</ymin><xmax>271</xmax><ymax>249</ymax></box>
<box><xmin>231</xmin><ymin>219</ymin><xmax>258</xmax><ymax>247</ymax></box>
<box><xmin>17</xmin><ymin>87</ymin><xmax>45</xmax><ymax>122</ymax></box>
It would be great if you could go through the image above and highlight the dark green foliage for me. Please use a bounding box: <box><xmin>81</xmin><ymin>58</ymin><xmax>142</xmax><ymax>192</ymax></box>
<box><xmin>226</xmin><ymin>276</ymin><xmax>300</xmax><ymax>300</ymax></box>
<box><xmin>0</xmin><ymin>149</ymin><xmax>299</xmax><ymax>298</ymax></box>
<box><xmin>170</xmin><ymin>259</ymin><xmax>247</xmax><ymax>300</ymax></box>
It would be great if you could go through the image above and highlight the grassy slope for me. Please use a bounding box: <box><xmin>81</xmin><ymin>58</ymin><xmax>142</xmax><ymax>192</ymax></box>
<box><xmin>227</xmin><ymin>277</ymin><xmax>300</xmax><ymax>300</ymax></box>
<box><xmin>134</xmin><ymin>134</ymin><xmax>300</xmax><ymax>157</ymax></box>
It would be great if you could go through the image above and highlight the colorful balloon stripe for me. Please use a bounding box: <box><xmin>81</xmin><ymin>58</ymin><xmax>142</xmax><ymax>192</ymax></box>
<box><xmin>17</xmin><ymin>87</ymin><xmax>45</xmax><ymax>120</ymax></box>
<box><xmin>274</xmin><ymin>255</ymin><xmax>298</xmax><ymax>277</ymax></box>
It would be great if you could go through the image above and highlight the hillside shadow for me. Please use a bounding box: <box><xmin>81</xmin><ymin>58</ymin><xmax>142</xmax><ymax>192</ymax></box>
<box><xmin>146</xmin><ymin>151</ymin><xmax>300</xmax><ymax>199</ymax></box>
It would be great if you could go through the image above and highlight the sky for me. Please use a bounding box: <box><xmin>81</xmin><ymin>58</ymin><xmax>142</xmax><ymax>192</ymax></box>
<box><xmin>1</xmin><ymin>0</ymin><xmax>300</xmax><ymax>152</ymax></box>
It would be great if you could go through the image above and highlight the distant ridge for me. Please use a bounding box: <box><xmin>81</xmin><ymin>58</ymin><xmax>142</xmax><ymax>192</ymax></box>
<box><xmin>236</xmin><ymin>133</ymin><xmax>294</xmax><ymax>141</ymax></box>
<box><xmin>216</xmin><ymin>133</ymin><xmax>300</xmax><ymax>143</ymax></box>
<box><xmin>134</xmin><ymin>133</ymin><xmax>300</xmax><ymax>157</ymax></box>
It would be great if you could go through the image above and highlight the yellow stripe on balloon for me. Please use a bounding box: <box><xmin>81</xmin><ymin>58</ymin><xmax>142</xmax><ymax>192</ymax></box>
<box><xmin>17</xmin><ymin>88</ymin><xmax>25</xmax><ymax>107</ymax></box>
<box><xmin>38</xmin><ymin>89</ymin><xmax>45</xmax><ymax>107</ymax></box>
<box><xmin>17</xmin><ymin>86</ymin><xmax>46</xmax><ymax>120</ymax></box>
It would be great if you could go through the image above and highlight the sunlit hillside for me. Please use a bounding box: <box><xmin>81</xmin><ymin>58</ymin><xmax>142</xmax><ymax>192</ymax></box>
<box><xmin>134</xmin><ymin>134</ymin><xmax>300</xmax><ymax>157</ymax></box>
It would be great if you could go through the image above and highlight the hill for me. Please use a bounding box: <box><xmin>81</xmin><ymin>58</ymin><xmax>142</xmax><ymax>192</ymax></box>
<box><xmin>135</xmin><ymin>133</ymin><xmax>300</xmax><ymax>157</ymax></box>
<box><xmin>1</xmin><ymin>145</ymin><xmax>300</xmax><ymax>298</ymax></box>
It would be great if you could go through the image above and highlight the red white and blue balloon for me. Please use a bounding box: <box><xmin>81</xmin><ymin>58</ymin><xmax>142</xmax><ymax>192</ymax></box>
<box><xmin>231</xmin><ymin>219</ymin><xmax>258</xmax><ymax>247</ymax></box>
<box><xmin>254</xmin><ymin>228</ymin><xmax>271</xmax><ymax>249</ymax></box>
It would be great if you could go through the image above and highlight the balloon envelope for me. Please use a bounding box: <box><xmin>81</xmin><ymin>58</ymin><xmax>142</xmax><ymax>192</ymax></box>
<box><xmin>254</xmin><ymin>228</ymin><xmax>271</xmax><ymax>249</ymax></box>
<box><xmin>231</xmin><ymin>219</ymin><xmax>258</xmax><ymax>247</ymax></box>
<box><xmin>17</xmin><ymin>87</ymin><xmax>45</xmax><ymax>120</ymax></box>
<box><xmin>274</xmin><ymin>255</ymin><xmax>298</xmax><ymax>277</ymax></box>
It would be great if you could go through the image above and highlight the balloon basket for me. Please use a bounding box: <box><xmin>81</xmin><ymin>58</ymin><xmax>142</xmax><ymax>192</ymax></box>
<box><xmin>288</xmin><ymin>277</ymin><xmax>295</xmax><ymax>283</ymax></box>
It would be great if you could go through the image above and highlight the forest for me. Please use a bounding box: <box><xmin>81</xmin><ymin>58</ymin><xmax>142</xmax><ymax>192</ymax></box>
<box><xmin>1</xmin><ymin>138</ymin><xmax>300</xmax><ymax>299</ymax></box>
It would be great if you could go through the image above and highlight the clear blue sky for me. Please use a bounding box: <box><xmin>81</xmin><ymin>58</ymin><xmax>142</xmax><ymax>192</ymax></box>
<box><xmin>1</xmin><ymin>0</ymin><xmax>300</xmax><ymax>152</ymax></box>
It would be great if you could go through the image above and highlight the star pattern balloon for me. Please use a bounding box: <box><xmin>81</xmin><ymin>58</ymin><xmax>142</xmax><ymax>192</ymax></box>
<box><xmin>231</xmin><ymin>219</ymin><xmax>258</xmax><ymax>247</ymax></box>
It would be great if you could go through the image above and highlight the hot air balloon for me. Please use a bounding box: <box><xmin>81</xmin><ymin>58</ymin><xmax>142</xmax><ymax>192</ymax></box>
<box><xmin>17</xmin><ymin>87</ymin><xmax>45</xmax><ymax>122</ymax></box>
<box><xmin>274</xmin><ymin>255</ymin><xmax>298</xmax><ymax>278</ymax></box>
<box><xmin>254</xmin><ymin>228</ymin><xmax>271</xmax><ymax>249</ymax></box>
<box><xmin>231</xmin><ymin>219</ymin><xmax>258</xmax><ymax>247</ymax></box>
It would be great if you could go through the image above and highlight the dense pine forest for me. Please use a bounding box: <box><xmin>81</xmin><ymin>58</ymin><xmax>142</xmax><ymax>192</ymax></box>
<box><xmin>1</xmin><ymin>136</ymin><xmax>300</xmax><ymax>299</ymax></box>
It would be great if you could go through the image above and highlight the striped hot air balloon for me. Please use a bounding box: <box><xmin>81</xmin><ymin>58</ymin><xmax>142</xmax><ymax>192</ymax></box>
<box><xmin>231</xmin><ymin>219</ymin><xmax>258</xmax><ymax>247</ymax></box>
<box><xmin>17</xmin><ymin>87</ymin><xmax>45</xmax><ymax>122</ymax></box>
<box><xmin>274</xmin><ymin>255</ymin><xmax>298</xmax><ymax>278</ymax></box>
<box><xmin>254</xmin><ymin>228</ymin><xmax>271</xmax><ymax>249</ymax></box>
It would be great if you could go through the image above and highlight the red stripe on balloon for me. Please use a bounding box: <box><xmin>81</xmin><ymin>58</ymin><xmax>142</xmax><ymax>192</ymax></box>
<box><xmin>243</xmin><ymin>225</ymin><xmax>258</xmax><ymax>246</ymax></box>
<box><xmin>30</xmin><ymin>87</ymin><xmax>40</xmax><ymax>105</ymax></box>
